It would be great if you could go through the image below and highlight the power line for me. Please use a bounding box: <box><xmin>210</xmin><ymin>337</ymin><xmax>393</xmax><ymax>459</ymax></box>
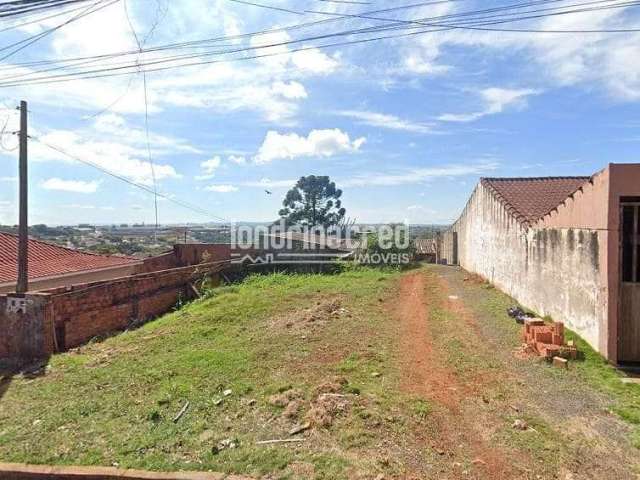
<box><xmin>0</xmin><ymin>0</ymin><xmax>637</xmax><ymax>87</ymax></box>
<box><xmin>0</xmin><ymin>0</ymin><xmax>118</xmax><ymax>63</ymax></box>
<box><xmin>0</xmin><ymin>0</ymin><xmax>503</xmax><ymax>72</ymax></box>
<box><xmin>226</xmin><ymin>0</ymin><xmax>304</xmax><ymax>14</ymax></box>
<box><xmin>0</xmin><ymin>0</ymin><xmax>96</xmax><ymax>19</ymax></box>
<box><xmin>32</xmin><ymin>136</ymin><xmax>231</xmax><ymax>223</ymax></box>
<box><xmin>123</xmin><ymin>0</ymin><xmax>159</xmax><ymax>231</ymax></box>
<box><xmin>0</xmin><ymin>0</ymin><xmax>474</xmax><ymax>74</ymax></box>
<box><xmin>82</xmin><ymin>0</ymin><xmax>166</xmax><ymax>118</ymax></box>
<box><xmin>306</xmin><ymin>0</ymin><xmax>640</xmax><ymax>32</ymax></box>
<box><xmin>0</xmin><ymin>0</ymin><xmax>109</xmax><ymax>33</ymax></box>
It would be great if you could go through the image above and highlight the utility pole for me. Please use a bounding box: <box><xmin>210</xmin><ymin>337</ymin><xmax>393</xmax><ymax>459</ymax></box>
<box><xmin>16</xmin><ymin>100</ymin><xmax>28</xmax><ymax>295</ymax></box>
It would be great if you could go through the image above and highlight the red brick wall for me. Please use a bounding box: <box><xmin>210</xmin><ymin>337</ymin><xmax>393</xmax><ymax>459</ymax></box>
<box><xmin>1</xmin><ymin>246</ymin><xmax>233</xmax><ymax>362</ymax></box>
<box><xmin>47</xmin><ymin>261</ymin><xmax>227</xmax><ymax>350</ymax></box>
<box><xmin>135</xmin><ymin>252</ymin><xmax>179</xmax><ymax>274</ymax></box>
<box><xmin>174</xmin><ymin>244</ymin><xmax>231</xmax><ymax>266</ymax></box>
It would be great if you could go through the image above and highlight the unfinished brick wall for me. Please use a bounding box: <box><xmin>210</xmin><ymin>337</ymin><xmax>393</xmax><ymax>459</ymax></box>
<box><xmin>0</xmin><ymin>244</ymin><xmax>234</xmax><ymax>363</ymax></box>
<box><xmin>135</xmin><ymin>251</ymin><xmax>179</xmax><ymax>273</ymax></box>
<box><xmin>174</xmin><ymin>244</ymin><xmax>231</xmax><ymax>266</ymax></box>
<box><xmin>46</xmin><ymin>261</ymin><xmax>227</xmax><ymax>351</ymax></box>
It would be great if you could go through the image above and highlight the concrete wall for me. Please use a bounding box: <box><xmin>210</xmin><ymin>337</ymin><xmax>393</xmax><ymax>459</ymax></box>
<box><xmin>441</xmin><ymin>179</ymin><xmax>608</xmax><ymax>356</ymax></box>
<box><xmin>0</xmin><ymin>462</ymin><xmax>230</xmax><ymax>480</ymax></box>
<box><xmin>0</xmin><ymin>295</ymin><xmax>55</xmax><ymax>364</ymax></box>
<box><xmin>532</xmin><ymin>164</ymin><xmax>640</xmax><ymax>362</ymax></box>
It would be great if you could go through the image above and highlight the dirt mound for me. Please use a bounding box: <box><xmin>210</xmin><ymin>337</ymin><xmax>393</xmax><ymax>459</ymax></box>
<box><xmin>269</xmin><ymin>379</ymin><xmax>353</xmax><ymax>430</ymax></box>
<box><xmin>305</xmin><ymin>392</ymin><xmax>350</xmax><ymax>428</ymax></box>
<box><xmin>268</xmin><ymin>388</ymin><xmax>304</xmax><ymax>408</ymax></box>
<box><xmin>274</xmin><ymin>298</ymin><xmax>350</xmax><ymax>331</ymax></box>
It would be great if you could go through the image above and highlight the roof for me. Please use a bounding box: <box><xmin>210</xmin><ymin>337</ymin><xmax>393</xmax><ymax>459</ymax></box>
<box><xmin>414</xmin><ymin>238</ymin><xmax>436</xmax><ymax>255</ymax></box>
<box><xmin>0</xmin><ymin>232</ymin><xmax>139</xmax><ymax>284</ymax></box>
<box><xmin>481</xmin><ymin>176</ymin><xmax>591</xmax><ymax>225</ymax></box>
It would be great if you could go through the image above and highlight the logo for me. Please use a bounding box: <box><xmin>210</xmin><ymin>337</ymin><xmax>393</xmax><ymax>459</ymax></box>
<box><xmin>230</xmin><ymin>220</ymin><xmax>412</xmax><ymax>266</ymax></box>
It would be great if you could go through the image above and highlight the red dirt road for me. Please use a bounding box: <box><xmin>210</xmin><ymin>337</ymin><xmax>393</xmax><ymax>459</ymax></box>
<box><xmin>396</xmin><ymin>271</ymin><xmax>521</xmax><ymax>479</ymax></box>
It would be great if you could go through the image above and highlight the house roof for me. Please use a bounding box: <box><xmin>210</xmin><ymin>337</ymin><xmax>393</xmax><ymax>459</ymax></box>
<box><xmin>0</xmin><ymin>232</ymin><xmax>139</xmax><ymax>284</ymax></box>
<box><xmin>414</xmin><ymin>238</ymin><xmax>436</xmax><ymax>255</ymax></box>
<box><xmin>481</xmin><ymin>176</ymin><xmax>591</xmax><ymax>225</ymax></box>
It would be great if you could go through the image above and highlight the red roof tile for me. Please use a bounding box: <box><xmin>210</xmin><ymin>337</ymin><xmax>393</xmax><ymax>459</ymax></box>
<box><xmin>481</xmin><ymin>176</ymin><xmax>591</xmax><ymax>225</ymax></box>
<box><xmin>0</xmin><ymin>232</ymin><xmax>139</xmax><ymax>284</ymax></box>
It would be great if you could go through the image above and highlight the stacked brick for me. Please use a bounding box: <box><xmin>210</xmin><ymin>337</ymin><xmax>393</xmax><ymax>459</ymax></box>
<box><xmin>523</xmin><ymin>319</ymin><xmax>578</xmax><ymax>360</ymax></box>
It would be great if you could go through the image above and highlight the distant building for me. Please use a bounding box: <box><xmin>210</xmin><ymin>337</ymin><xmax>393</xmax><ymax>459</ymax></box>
<box><xmin>438</xmin><ymin>164</ymin><xmax>640</xmax><ymax>364</ymax></box>
<box><xmin>414</xmin><ymin>238</ymin><xmax>437</xmax><ymax>263</ymax></box>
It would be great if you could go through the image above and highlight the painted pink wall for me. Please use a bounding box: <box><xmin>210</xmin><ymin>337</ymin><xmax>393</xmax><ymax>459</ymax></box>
<box><xmin>537</xmin><ymin>168</ymin><xmax>611</xmax><ymax>356</ymax></box>
<box><xmin>537</xmin><ymin>164</ymin><xmax>640</xmax><ymax>363</ymax></box>
<box><xmin>606</xmin><ymin>164</ymin><xmax>640</xmax><ymax>363</ymax></box>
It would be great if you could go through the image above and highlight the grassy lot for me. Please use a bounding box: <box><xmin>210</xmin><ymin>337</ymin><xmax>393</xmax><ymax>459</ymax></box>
<box><xmin>0</xmin><ymin>268</ymin><xmax>427</xmax><ymax>478</ymax></box>
<box><xmin>1</xmin><ymin>265</ymin><xmax>640</xmax><ymax>479</ymax></box>
<box><xmin>438</xmin><ymin>266</ymin><xmax>640</xmax><ymax>475</ymax></box>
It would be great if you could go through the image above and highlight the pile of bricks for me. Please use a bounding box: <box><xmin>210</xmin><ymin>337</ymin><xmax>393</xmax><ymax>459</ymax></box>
<box><xmin>523</xmin><ymin>319</ymin><xmax>578</xmax><ymax>360</ymax></box>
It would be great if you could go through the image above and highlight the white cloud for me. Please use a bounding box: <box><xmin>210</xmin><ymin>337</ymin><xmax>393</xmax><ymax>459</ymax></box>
<box><xmin>62</xmin><ymin>204</ymin><xmax>115</xmax><ymax>211</ymax></box>
<box><xmin>342</xmin><ymin>161</ymin><xmax>499</xmax><ymax>187</ymax></box>
<box><xmin>42</xmin><ymin>178</ymin><xmax>101</xmax><ymax>194</ymax></box>
<box><xmin>3</xmin><ymin>2</ymin><xmax>335</xmax><ymax>124</ymax></box>
<box><xmin>228</xmin><ymin>155</ymin><xmax>247</xmax><ymax>165</ymax></box>
<box><xmin>336</xmin><ymin>110</ymin><xmax>435</xmax><ymax>134</ymax></box>
<box><xmin>205</xmin><ymin>184</ymin><xmax>238</xmax><ymax>193</ymax></box>
<box><xmin>439</xmin><ymin>88</ymin><xmax>540</xmax><ymax>123</ymax></box>
<box><xmin>291</xmin><ymin>49</ymin><xmax>340</xmax><ymax>75</ymax></box>
<box><xmin>272</xmin><ymin>81</ymin><xmax>307</xmax><ymax>99</ymax></box>
<box><xmin>197</xmin><ymin>156</ymin><xmax>221</xmax><ymax>180</ymax></box>
<box><xmin>254</xmin><ymin>129</ymin><xmax>366</xmax><ymax>164</ymax></box>
<box><xmin>9</xmin><ymin>114</ymin><xmax>185</xmax><ymax>187</ymax></box>
<box><xmin>397</xmin><ymin>4</ymin><xmax>640</xmax><ymax>101</ymax></box>
<box><xmin>32</xmin><ymin>128</ymin><xmax>181</xmax><ymax>186</ymax></box>
<box><xmin>242</xmin><ymin>178</ymin><xmax>296</xmax><ymax>188</ymax></box>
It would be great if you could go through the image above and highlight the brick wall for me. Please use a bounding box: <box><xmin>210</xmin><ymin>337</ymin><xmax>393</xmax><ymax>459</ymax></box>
<box><xmin>48</xmin><ymin>261</ymin><xmax>227</xmax><ymax>351</ymax></box>
<box><xmin>174</xmin><ymin>244</ymin><xmax>231</xmax><ymax>266</ymax></box>
<box><xmin>0</xmin><ymin>244</ymin><xmax>231</xmax><ymax>363</ymax></box>
<box><xmin>135</xmin><ymin>252</ymin><xmax>179</xmax><ymax>273</ymax></box>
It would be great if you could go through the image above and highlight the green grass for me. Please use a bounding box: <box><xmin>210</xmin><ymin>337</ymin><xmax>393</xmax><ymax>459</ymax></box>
<box><xmin>465</xmin><ymin>272</ymin><xmax>640</xmax><ymax>449</ymax></box>
<box><xmin>0</xmin><ymin>269</ymin><xmax>411</xmax><ymax>478</ymax></box>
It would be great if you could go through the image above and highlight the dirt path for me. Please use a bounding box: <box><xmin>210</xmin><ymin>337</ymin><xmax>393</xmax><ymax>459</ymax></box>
<box><xmin>394</xmin><ymin>267</ymin><xmax>640</xmax><ymax>480</ymax></box>
<box><xmin>397</xmin><ymin>272</ymin><xmax>459</xmax><ymax>409</ymax></box>
<box><xmin>396</xmin><ymin>271</ymin><xmax>520</xmax><ymax>479</ymax></box>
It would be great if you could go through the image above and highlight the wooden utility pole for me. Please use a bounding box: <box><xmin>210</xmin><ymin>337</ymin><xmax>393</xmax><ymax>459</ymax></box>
<box><xmin>16</xmin><ymin>100</ymin><xmax>28</xmax><ymax>295</ymax></box>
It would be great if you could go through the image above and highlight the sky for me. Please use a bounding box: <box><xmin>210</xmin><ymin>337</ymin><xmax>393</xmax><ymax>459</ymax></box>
<box><xmin>0</xmin><ymin>0</ymin><xmax>639</xmax><ymax>226</ymax></box>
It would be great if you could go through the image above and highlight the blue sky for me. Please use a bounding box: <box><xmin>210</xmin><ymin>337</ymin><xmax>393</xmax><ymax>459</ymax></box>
<box><xmin>0</xmin><ymin>0</ymin><xmax>639</xmax><ymax>225</ymax></box>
